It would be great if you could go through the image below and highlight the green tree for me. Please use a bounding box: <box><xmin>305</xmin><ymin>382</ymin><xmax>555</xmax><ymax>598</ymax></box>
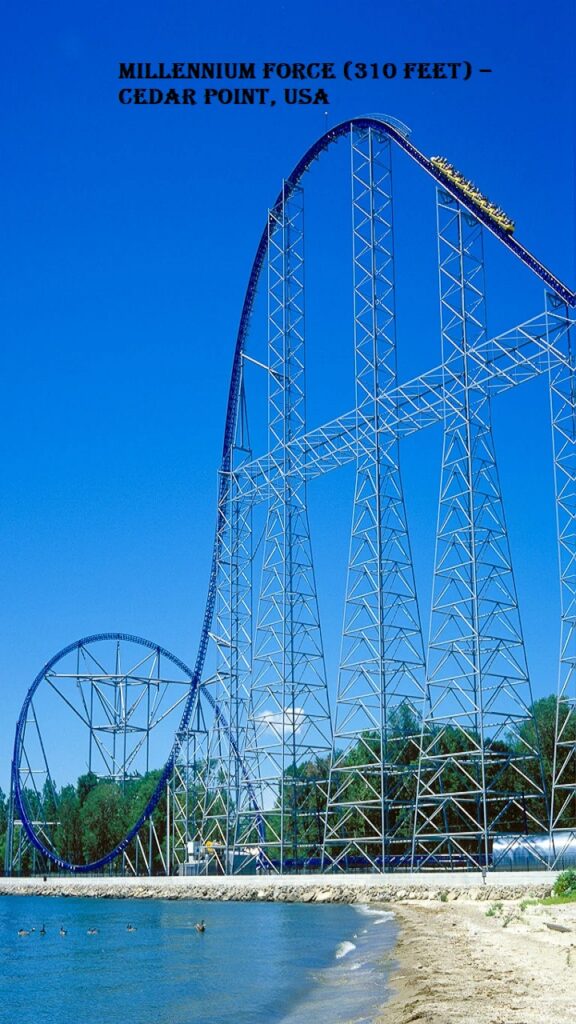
<box><xmin>0</xmin><ymin>788</ymin><xmax>7</xmax><ymax>836</ymax></box>
<box><xmin>516</xmin><ymin>695</ymin><xmax>568</xmax><ymax>796</ymax></box>
<box><xmin>54</xmin><ymin>785</ymin><xmax>83</xmax><ymax>865</ymax></box>
<box><xmin>80</xmin><ymin>782</ymin><xmax>128</xmax><ymax>863</ymax></box>
<box><xmin>77</xmin><ymin>771</ymin><xmax>99</xmax><ymax>806</ymax></box>
<box><xmin>0</xmin><ymin>789</ymin><xmax>7</xmax><ymax>873</ymax></box>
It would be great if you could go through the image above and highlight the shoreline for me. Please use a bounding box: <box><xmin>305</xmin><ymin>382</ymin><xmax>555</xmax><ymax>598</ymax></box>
<box><xmin>3</xmin><ymin>876</ymin><xmax>574</xmax><ymax>1021</ymax></box>
<box><xmin>381</xmin><ymin>899</ymin><xmax>576</xmax><ymax>1024</ymax></box>
<box><xmin>0</xmin><ymin>871</ymin><xmax>557</xmax><ymax>903</ymax></box>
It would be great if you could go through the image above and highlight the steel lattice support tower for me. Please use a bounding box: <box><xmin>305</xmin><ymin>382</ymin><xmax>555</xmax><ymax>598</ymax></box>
<box><xmin>243</xmin><ymin>183</ymin><xmax>332</xmax><ymax>869</ymax></box>
<box><xmin>323</xmin><ymin>127</ymin><xmax>425</xmax><ymax>871</ymax></box>
<box><xmin>171</xmin><ymin>702</ymin><xmax>210</xmax><ymax>874</ymax></box>
<box><xmin>10</xmin><ymin>117</ymin><xmax>576</xmax><ymax>879</ymax></box>
<box><xmin>412</xmin><ymin>190</ymin><xmax>548</xmax><ymax>869</ymax></box>
<box><xmin>548</xmin><ymin>292</ymin><xmax>576</xmax><ymax>863</ymax></box>
<box><xmin>200</xmin><ymin>377</ymin><xmax>255</xmax><ymax>870</ymax></box>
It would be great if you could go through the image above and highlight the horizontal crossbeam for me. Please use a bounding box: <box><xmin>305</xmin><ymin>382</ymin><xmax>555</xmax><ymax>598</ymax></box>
<box><xmin>235</xmin><ymin>311</ymin><xmax>571</xmax><ymax>503</ymax></box>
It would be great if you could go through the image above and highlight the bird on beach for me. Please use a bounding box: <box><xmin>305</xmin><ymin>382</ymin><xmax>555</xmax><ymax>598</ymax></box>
<box><xmin>194</xmin><ymin>920</ymin><xmax>206</xmax><ymax>933</ymax></box>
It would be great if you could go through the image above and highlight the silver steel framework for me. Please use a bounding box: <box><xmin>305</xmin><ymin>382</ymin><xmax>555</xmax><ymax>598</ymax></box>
<box><xmin>195</xmin><ymin>126</ymin><xmax>572</xmax><ymax>874</ymax></box>
<box><xmin>323</xmin><ymin>128</ymin><xmax>425</xmax><ymax>870</ymax></box>
<box><xmin>232</xmin><ymin>312</ymin><xmax>573</xmax><ymax>504</ymax></box>
<box><xmin>411</xmin><ymin>191</ymin><xmax>548</xmax><ymax>868</ymax></box>
<box><xmin>200</xmin><ymin>376</ymin><xmax>255</xmax><ymax>870</ymax></box>
<box><xmin>171</xmin><ymin>698</ymin><xmax>210</xmax><ymax>873</ymax></box>
<box><xmin>238</xmin><ymin>183</ymin><xmax>333</xmax><ymax>870</ymax></box>
<box><xmin>6</xmin><ymin>635</ymin><xmax>197</xmax><ymax>875</ymax></box>
<box><xmin>548</xmin><ymin>292</ymin><xmax>576</xmax><ymax>865</ymax></box>
<box><xmin>10</xmin><ymin>117</ymin><xmax>576</xmax><ymax>876</ymax></box>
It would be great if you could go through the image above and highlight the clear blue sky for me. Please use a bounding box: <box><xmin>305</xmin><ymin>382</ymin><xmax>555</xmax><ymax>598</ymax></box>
<box><xmin>1</xmin><ymin>0</ymin><xmax>575</xmax><ymax>790</ymax></box>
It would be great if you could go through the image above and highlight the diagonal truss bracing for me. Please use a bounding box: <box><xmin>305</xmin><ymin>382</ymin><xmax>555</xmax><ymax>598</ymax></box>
<box><xmin>172</xmin><ymin>122</ymin><xmax>573</xmax><ymax>877</ymax></box>
<box><xmin>233</xmin><ymin>312</ymin><xmax>572</xmax><ymax>504</ymax></box>
<box><xmin>411</xmin><ymin>191</ymin><xmax>548</xmax><ymax>869</ymax></box>
<box><xmin>548</xmin><ymin>293</ymin><xmax>576</xmax><ymax>864</ymax></box>
<box><xmin>171</xmin><ymin>701</ymin><xmax>210</xmax><ymax>873</ymax></box>
<box><xmin>240</xmin><ymin>183</ymin><xmax>332</xmax><ymax>870</ymax></box>
<box><xmin>200</xmin><ymin>373</ymin><xmax>255</xmax><ymax>869</ymax></box>
<box><xmin>323</xmin><ymin>127</ymin><xmax>425</xmax><ymax>870</ymax></box>
<box><xmin>10</xmin><ymin>117</ymin><xmax>576</xmax><ymax>879</ymax></box>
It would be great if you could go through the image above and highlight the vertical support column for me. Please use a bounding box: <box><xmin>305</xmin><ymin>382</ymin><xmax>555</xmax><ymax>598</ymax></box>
<box><xmin>323</xmin><ymin>127</ymin><xmax>425</xmax><ymax>872</ymax></box>
<box><xmin>413</xmin><ymin>191</ymin><xmax>547</xmax><ymax>870</ymax></box>
<box><xmin>245</xmin><ymin>182</ymin><xmax>332</xmax><ymax>871</ymax></box>
<box><xmin>4</xmin><ymin>772</ymin><xmax>16</xmax><ymax>875</ymax></box>
<box><xmin>171</xmin><ymin>700</ymin><xmax>210</xmax><ymax>875</ymax></box>
<box><xmin>201</xmin><ymin>377</ymin><xmax>253</xmax><ymax>872</ymax></box>
<box><xmin>548</xmin><ymin>292</ymin><xmax>576</xmax><ymax>865</ymax></box>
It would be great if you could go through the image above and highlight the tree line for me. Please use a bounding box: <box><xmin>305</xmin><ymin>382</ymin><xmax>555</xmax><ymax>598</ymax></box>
<box><xmin>1</xmin><ymin>694</ymin><xmax>574</xmax><ymax>874</ymax></box>
<box><xmin>1</xmin><ymin>770</ymin><xmax>169</xmax><ymax>875</ymax></box>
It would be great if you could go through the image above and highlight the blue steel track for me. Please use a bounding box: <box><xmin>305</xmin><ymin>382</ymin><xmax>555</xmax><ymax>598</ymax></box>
<box><xmin>12</xmin><ymin>116</ymin><xmax>575</xmax><ymax>872</ymax></box>
<box><xmin>13</xmin><ymin>634</ymin><xmax>263</xmax><ymax>872</ymax></box>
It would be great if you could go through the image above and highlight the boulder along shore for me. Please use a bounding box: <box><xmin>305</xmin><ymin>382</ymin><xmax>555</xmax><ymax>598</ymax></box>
<box><xmin>0</xmin><ymin>871</ymin><xmax>557</xmax><ymax>903</ymax></box>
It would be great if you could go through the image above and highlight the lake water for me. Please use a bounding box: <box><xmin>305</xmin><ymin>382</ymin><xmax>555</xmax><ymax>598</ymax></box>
<box><xmin>0</xmin><ymin>896</ymin><xmax>397</xmax><ymax>1024</ymax></box>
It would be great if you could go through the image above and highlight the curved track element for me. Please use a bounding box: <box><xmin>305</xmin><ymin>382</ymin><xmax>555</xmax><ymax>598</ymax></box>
<box><xmin>200</xmin><ymin>115</ymin><xmax>576</xmax><ymax>797</ymax></box>
<box><xmin>12</xmin><ymin>633</ymin><xmax>262</xmax><ymax>872</ymax></box>
<box><xmin>11</xmin><ymin>115</ymin><xmax>574</xmax><ymax>873</ymax></box>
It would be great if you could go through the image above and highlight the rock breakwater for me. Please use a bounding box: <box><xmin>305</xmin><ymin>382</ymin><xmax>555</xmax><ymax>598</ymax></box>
<box><xmin>0</xmin><ymin>872</ymin><xmax>556</xmax><ymax>903</ymax></box>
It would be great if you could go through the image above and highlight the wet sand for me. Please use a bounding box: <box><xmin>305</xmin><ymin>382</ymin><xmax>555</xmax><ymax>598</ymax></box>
<box><xmin>382</xmin><ymin>899</ymin><xmax>576</xmax><ymax>1024</ymax></box>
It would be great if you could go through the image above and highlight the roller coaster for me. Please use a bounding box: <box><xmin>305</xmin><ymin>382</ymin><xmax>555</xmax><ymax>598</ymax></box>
<box><xmin>6</xmin><ymin>114</ymin><xmax>576</xmax><ymax>875</ymax></box>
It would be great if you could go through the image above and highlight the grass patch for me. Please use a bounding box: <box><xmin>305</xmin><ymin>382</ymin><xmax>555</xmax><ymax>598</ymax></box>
<box><xmin>539</xmin><ymin>892</ymin><xmax>576</xmax><ymax>906</ymax></box>
<box><xmin>518</xmin><ymin>893</ymin><xmax>576</xmax><ymax>910</ymax></box>
<box><xmin>519</xmin><ymin>899</ymin><xmax>536</xmax><ymax>911</ymax></box>
<box><xmin>485</xmin><ymin>901</ymin><xmax>503</xmax><ymax>917</ymax></box>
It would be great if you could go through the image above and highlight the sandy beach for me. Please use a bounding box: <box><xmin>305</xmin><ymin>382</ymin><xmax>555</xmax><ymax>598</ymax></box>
<box><xmin>383</xmin><ymin>899</ymin><xmax>576</xmax><ymax>1024</ymax></box>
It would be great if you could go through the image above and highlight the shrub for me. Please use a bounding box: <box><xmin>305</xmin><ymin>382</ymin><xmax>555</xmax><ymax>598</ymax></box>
<box><xmin>485</xmin><ymin>901</ymin><xmax>503</xmax><ymax>917</ymax></box>
<box><xmin>553</xmin><ymin>869</ymin><xmax>576</xmax><ymax>898</ymax></box>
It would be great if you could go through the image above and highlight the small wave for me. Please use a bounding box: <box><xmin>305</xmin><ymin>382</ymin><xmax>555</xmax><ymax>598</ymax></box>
<box><xmin>356</xmin><ymin>905</ymin><xmax>395</xmax><ymax>920</ymax></box>
<box><xmin>335</xmin><ymin>941</ymin><xmax>356</xmax><ymax>959</ymax></box>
